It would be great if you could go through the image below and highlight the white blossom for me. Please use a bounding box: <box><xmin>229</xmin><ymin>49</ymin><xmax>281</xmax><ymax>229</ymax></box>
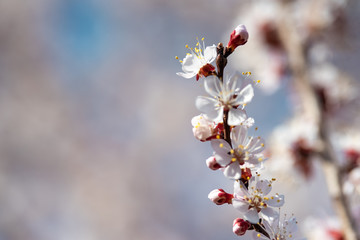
<box><xmin>196</xmin><ymin>72</ymin><xmax>254</xmax><ymax>125</ymax></box>
<box><xmin>176</xmin><ymin>38</ymin><xmax>217</xmax><ymax>80</ymax></box>
<box><xmin>211</xmin><ymin>125</ymin><xmax>265</xmax><ymax>180</ymax></box>
<box><xmin>232</xmin><ymin>176</ymin><xmax>285</xmax><ymax>223</ymax></box>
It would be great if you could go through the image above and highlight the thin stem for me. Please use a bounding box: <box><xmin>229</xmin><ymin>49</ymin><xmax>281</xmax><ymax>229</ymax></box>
<box><xmin>218</xmin><ymin>42</ymin><xmax>270</xmax><ymax>239</ymax></box>
<box><xmin>216</xmin><ymin>42</ymin><xmax>232</xmax><ymax>146</ymax></box>
<box><xmin>216</xmin><ymin>43</ymin><xmax>226</xmax><ymax>82</ymax></box>
<box><xmin>223</xmin><ymin>110</ymin><xmax>232</xmax><ymax>146</ymax></box>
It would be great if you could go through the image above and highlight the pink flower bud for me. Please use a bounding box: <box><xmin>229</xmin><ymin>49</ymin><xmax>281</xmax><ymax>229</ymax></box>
<box><xmin>191</xmin><ymin>115</ymin><xmax>216</xmax><ymax>141</ymax></box>
<box><xmin>208</xmin><ymin>189</ymin><xmax>233</xmax><ymax>205</ymax></box>
<box><xmin>227</xmin><ymin>25</ymin><xmax>249</xmax><ymax>51</ymax></box>
<box><xmin>233</xmin><ymin>218</ymin><xmax>251</xmax><ymax>236</ymax></box>
<box><xmin>206</xmin><ymin>156</ymin><xmax>221</xmax><ymax>170</ymax></box>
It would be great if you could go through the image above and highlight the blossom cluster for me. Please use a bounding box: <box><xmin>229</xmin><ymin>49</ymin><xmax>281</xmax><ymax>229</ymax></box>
<box><xmin>177</xmin><ymin>25</ymin><xmax>303</xmax><ymax>239</ymax></box>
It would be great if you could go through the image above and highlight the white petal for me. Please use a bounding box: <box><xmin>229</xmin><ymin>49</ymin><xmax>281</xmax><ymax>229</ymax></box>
<box><xmin>214</xmin><ymin>155</ymin><xmax>230</xmax><ymax>166</ymax></box>
<box><xmin>228</xmin><ymin>108</ymin><xmax>247</xmax><ymax>126</ymax></box>
<box><xmin>204</xmin><ymin>44</ymin><xmax>217</xmax><ymax>63</ymax></box>
<box><xmin>244</xmin><ymin>209</ymin><xmax>259</xmax><ymax>223</ymax></box>
<box><xmin>176</xmin><ymin>72</ymin><xmax>196</xmax><ymax>78</ymax></box>
<box><xmin>223</xmin><ymin>163</ymin><xmax>242</xmax><ymax>180</ymax></box>
<box><xmin>182</xmin><ymin>54</ymin><xmax>200</xmax><ymax>72</ymax></box>
<box><xmin>235</xmin><ymin>84</ymin><xmax>254</xmax><ymax>104</ymax></box>
<box><xmin>246</xmin><ymin>155</ymin><xmax>263</xmax><ymax>165</ymax></box>
<box><xmin>256</xmin><ymin>179</ymin><xmax>272</xmax><ymax>196</ymax></box>
<box><xmin>204</xmin><ymin>75</ymin><xmax>222</xmax><ymax>97</ymax></box>
<box><xmin>260</xmin><ymin>207</ymin><xmax>279</xmax><ymax>223</ymax></box>
<box><xmin>228</xmin><ymin>72</ymin><xmax>254</xmax><ymax>91</ymax></box>
<box><xmin>226</xmin><ymin>73</ymin><xmax>238</xmax><ymax>93</ymax></box>
<box><xmin>234</xmin><ymin>180</ymin><xmax>249</xmax><ymax>196</ymax></box>
<box><xmin>228</xmin><ymin>72</ymin><xmax>247</xmax><ymax>94</ymax></box>
<box><xmin>285</xmin><ymin>217</ymin><xmax>298</xmax><ymax>233</ymax></box>
<box><xmin>247</xmin><ymin>137</ymin><xmax>265</xmax><ymax>154</ymax></box>
<box><xmin>266</xmin><ymin>194</ymin><xmax>285</xmax><ymax>207</ymax></box>
<box><xmin>210</xmin><ymin>139</ymin><xmax>232</xmax><ymax>165</ymax></box>
<box><xmin>195</xmin><ymin>96</ymin><xmax>222</xmax><ymax>122</ymax></box>
<box><xmin>231</xmin><ymin>125</ymin><xmax>248</xmax><ymax>146</ymax></box>
<box><xmin>232</xmin><ymin>199</ymin><xmax>249</xmax><ymax>214</ymax></box>
<box><xmin>242</xmin><ymin>117</ymin><xmax>255</xmax><ymax>127</ymax></box>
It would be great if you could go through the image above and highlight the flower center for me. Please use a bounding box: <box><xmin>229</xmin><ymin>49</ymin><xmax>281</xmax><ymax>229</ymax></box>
<box><xmin>230</xmin><ymin>148</ymin><xmax>246</xmax><ymax>165</ymax></box>
<box><xmin>246</xmin><ymin>194</ymin><xmax>267</xmax><ymax>212</ymax></box>
<box><xmin>216</xmin><ymin>90</ymin><xmax>239</xmax><ymax>111</ymax></box>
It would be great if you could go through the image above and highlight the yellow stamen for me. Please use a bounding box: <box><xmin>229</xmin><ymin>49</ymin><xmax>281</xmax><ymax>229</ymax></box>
<box><xmin>219</xmin><ymin>143</ymin><xmax>224</xmax><ymax>148</ymax></box>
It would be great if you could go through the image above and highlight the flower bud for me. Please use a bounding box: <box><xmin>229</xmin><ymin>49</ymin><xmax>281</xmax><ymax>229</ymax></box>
<box><xmin>233</xmin><ymin>218</ymin><xmax>251</xmax><ymax>236</ymax></box>
<box><xmin>208</xmin><ymin>189</ymin><xmax>233</xmax><ymax>205</ymax></box>
<box><xmin>191</xmin><ymin>114</ymin><xmax>216</xmax><ymax>141</ymax></box>
<box><xmin>206</xmin><ymin>156</ymin><xmax>221</xmax><ymax>170</ymax></box>
<box><xmin>227</xmin><ymin>25</ymin><xmax>249</xmax><ymax>52</ymax></box>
